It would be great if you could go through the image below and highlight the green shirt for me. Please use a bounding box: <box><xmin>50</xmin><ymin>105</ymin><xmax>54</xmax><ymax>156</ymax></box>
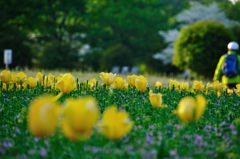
<box><xmin>213</xmin><ymin>50</ymin><xmax>240</xmax><ymax>84</ymax></box>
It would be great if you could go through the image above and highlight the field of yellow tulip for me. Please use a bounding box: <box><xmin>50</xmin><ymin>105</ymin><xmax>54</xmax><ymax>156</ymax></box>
<box><xmin>0</xmin><ymin>70</ymin><xmax>240</xmax><ymax>158</ymax></box>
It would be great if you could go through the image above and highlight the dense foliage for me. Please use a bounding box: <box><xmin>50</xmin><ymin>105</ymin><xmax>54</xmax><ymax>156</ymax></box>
<box><xmin>0</xmin><ymin>0</ymin><xmax>189</xmax><ymax>70</ymax></box>
<box><xmin>173</xmin><ymin>20</ymin><xmax>233</xmax><ymax>78</ymax></box>
<box><xmin>1</xmin><ymin>0</ymin><xmax>238</xmax><ymax>72</ymax></box>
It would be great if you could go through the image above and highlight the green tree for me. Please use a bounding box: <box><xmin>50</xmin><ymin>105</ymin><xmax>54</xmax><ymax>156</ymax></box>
<box><xmin>100</xmin><ymin>44</ymin><xmax>133</xmax><ymax>71</ymax></box>
<box><xmin>231</xmin><ymin>25</ymin><xmax>240</xmax><ymax>44</ymax></box>
<box><xmin>0</xmin><ymin>0</ymin><xmax>36</xmax><ymax>68</ymax></box>
<box><xmin>28</xmin><ymin>0</ymin><xmax>88</xmax><ymax>69</ymax></box>
<box><xmin>85</xmin><ymin>0</ymin><xmax>188</xmax><ymax>71</ymax></box>
<box><xmin>173</xmin><ymin>20</ymin><xmax>233</xmax><ymax>78</ymax></box>
<box><xmin>222</xmin><ymin>1</ymin><xmax>240</xmax><ymax>23</ymax></box>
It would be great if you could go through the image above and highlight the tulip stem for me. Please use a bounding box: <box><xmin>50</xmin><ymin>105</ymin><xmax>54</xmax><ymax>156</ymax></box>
<box><xmin>54</xmin><ymin>92</ymin><xmax>63</xmax><ymax>101</ymax></box>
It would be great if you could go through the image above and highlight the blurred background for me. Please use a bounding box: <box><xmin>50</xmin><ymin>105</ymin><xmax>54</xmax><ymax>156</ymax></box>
<box><xmin>0</xmin><ymin>0</ymin><xmax>239</xmax><ymax>78</ymax></box>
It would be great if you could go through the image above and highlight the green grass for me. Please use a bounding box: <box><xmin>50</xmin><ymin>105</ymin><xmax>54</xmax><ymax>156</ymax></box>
<box><xmin>0</xmin><ymin>80</ymin><xmax>240</xmax><ymax>159</ymax></box>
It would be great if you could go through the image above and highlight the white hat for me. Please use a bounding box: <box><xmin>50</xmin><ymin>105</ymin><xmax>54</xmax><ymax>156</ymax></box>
<box><xmin>228</xmin><ymin>41</ymin><xmax>239</xmax><ymax>50</ymax></box>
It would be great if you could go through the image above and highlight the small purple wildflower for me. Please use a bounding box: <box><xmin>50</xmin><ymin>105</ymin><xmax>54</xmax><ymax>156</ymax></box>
<box><xmin>169</xmin><ymin>149</ymin><xmax>177</xmax><ymax>157</ymax></box>
<box><xmin>127</xmin><ymin>145</ymin><xmax>134</xmax><ymax>152</ymax></box>
<box><xmin>39</xmin><ymin>148</ymin><xmax>47</xmax><ymax>158</ymax></box>
<box><xmin>90</xmin><ymin>147</ymin><xmax>101</xmax><ymax>154</ymax></box>
<box><xmin>175</xmin><ymin>124</ymin><xmax>182</xmax><ymax>130</ymax></box>
<box><xmin>141</xmin><ymin>149</ymin><xmax>157</xmax><ymax>159</ymax></box>
<box><xmin>146</xmin><ymin>133</ymin><xmax>154</xmax><ymax>145</ymax></box>
<box><xmin>3</xmin><ymin>141</ymin><xmax>13</xmax><ymax>149</ymax></box>
<box><xmin>194</xmin><ymin>135</ymin><xmax>205</xmax><ymax>147</ymax></box>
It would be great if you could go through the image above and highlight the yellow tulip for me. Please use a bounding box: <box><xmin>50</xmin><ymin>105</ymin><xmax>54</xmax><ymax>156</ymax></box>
<box><xmin>174</xmin><ymin>95</ymin><xmax>206</xmax><ymax>123</ymax></box>
<box><xmin>44</xmin><ymin>73</ymin><xmax>56</xmax><ymax>88</ymax></box>
<box><xmin>227</xmin><ymin>89</ymin><xmax>234</xmax><ymax>95</ymax></box>
<box><xmin>28</xmin><ymin>95</ymin><xmax>60</xmax><ymax>137</ymax></box>
<box><xmin>195</xmin><ymin>95</ymin><xmax>206</xmax><ymax>120</ymax></box>
<box><xmin>127</xmin><ymin>75</ymin><xmax>137</xmax><ymax>87</ymax></box>
<box><xmin>16</xmin><ymin>72</ymin><xmax>27</xmax><ymax>83</ymax></box>
<box><xmin>135</xmin><ymin>75</ymin><xmax>147</xmax><ymax>93</ymax></box>
<box><xmin>235</xmin><ymin>84</ymin><xmax>240</xmax><ymax>96</ymax></box>
<box><xmin>98</xmin><ymin>106</ymin><xmax>133</xmax><ymax>140</ymax></box>
<box><xmin>27</xmin><ymin>77</ymin><xmax>37</xmax><ymax>88</ymax></box>
<box><xmin>179</xmin><ymin>82</ymin><xmax>189</xmax><ymax>91</ymax></box>
<box><xmin>61</xmin><ymin>119</ymin><xmax>79</xmax><ymax>141</ymax></box>
<box><xmin>168</xmin><ymin>79</ymin><xmax>180</xmax><ymax>90</ymax></box>
<box><xmin>36</xmin><ymin>72</ymin><xmax>44</xmax><ymax>84</ymax></box>
<box><xmin>211</xmin><ymin>81</ymin><xmax>227</xmax><ymax>92</ymax></box>
<box><xmin>99</xmin><ymin>72</ymin><xmax>116</xmax><ymax>86</ymax></box>
<box><xmin>88</xmin><ymin>78</ymin><xmax>97</xmax><ymax>89</ymax></box>
<box><xmin>149</xmin><ymin>90</ymin><xmax>165</xmax><ymax>108</ymax></box>
<box><xmin>206</xmin><ymin>82</ymin><xmax>211</xmax><ymax>90</ymax></box>
<box><xmin>236</xmin><ymin>84</ymin><xmax>240</xmax><ymax>89</ymax></box>
<box><xmin>62</xmin><ymin>97</ymin><xmax>99</xmax><ymax>140</ymax></box>
<box><xmin>192</xmin><ymin>81</ymin><xmax>205</xmax><ymax>92</ymax></box>
<box><xmin>1</xmin><ymin>83</ymin><xmax>7</xmax><ymax>91</ymax></box>
<box><xmin>155</xmin><ymin>81</ymin><xmax>162</xmax><ymax>89</ymax></box>
<box><xmin>211</xmin><ymin>81</ymin><xmax>221</xmax><ymax>92</ymax></box>
<box><xmin>11</xmin><ymin>72</ymin><xmax>18</xmax><ymax>83</ymax></box>
<box><xmin>111</xmin><ymin>77</ymin><xmax>128</xmax><ymax>90</ymax></box>
<box><xmin>56</xmin><ymin>73</ymin><xmax>76</xmax><ymax>93</ymax></box>
<box><xmin>0</xmin><ymin>70</ymin><xmax>11</xmax><ymax>83</ymax></box>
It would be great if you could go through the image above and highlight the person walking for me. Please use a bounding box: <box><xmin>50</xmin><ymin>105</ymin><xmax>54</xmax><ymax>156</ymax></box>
<box><xmin>213</xmin><ymin>41</ymin><xmax>240</xmax><ymax>88</ymax></box>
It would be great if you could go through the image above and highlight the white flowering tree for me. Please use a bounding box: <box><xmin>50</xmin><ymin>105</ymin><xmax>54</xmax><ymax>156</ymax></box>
<box><xmin>229</xmin><ymin>0</ymin><xmax>239</xmax><ymax>4</ymax></box>
<box><xmin>154</xmin><ymin>2</ymin><xmax>237</xmax><ymax>65</ymax></box>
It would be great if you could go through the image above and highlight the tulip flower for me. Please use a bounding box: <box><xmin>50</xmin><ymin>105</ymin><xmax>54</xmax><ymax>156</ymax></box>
<box><xmin>28</xmin><ymin>95</ymin><xmax>60</xmax><ymax>137</ymax></box>
<box><xmin>127</xmin><ymin>75</ymin><xmax>137</xmax><ymax>87</ymax></box>
<box><xmin>179</xmin><ymin>82</ymin><xmax>189</xmax><ymax>91</ymax></box>
<box><xmin>10</xmin><ymin>72</ymin><xmax>17</xmax><ymax>83</ymax></box>
<box><xmin>149</xmin><ymin>90</ymin><xmax>165</xmax><ymax>108</ymax></box>
<box><xmin>88</xmin><ymin>78</ymin><xmax>97</xmax><ymax>89</ymax></box>
<box><xmin>235</xmin><ymin>84</ymin><xmax>240</xmax><ymax>96</ymax></box>
<box><xmin>98</xmin><ymin>106</ymin><xmax>133</xmax><ymax>140</ymax></box>
<box><xmin>111</xmin><ymin>77</ymin><xmax>128</xmax><ymax>90</ymax></box>
<box><xmin>154</xmin><ymin>81</ymin><xmax>162</xmax><ymax>89</ymax></box>
<box><xmin>192</xmin><ymin>81</ymin><xmax>205</xmax><ymax>92</ymax></box>
<box><xmin>61</xmin><ymin>119</ymin><xmax>79</xmax><ymax>141</ymax></box>
<box><xmin>56</xmin><ymin>73</ymin><xmax>76</xmax><ymax>94</ymax></box>
<box><xmin>44</xmin><ymin>73</ymin><xmax>56</xmax><ymax>88</ymax></box>
<box><xmin>0</xmin><ymin>70</ymin><xmax>11</xmax><ymax>83</ymax></box>
<box><xmin>174</xmin><ymin>95</ymin><xmax>206</xmax><ymax>123</ymax></box>
<box><xmin>1</xmin><ymin>83</ymin><xmax>7</xmax><ymax>91</ymax></box>
<box><xmin>27</xmin><ymin>77</ymin><xmax>37</xmax><ymax>88</ymax></box>
<box><xmin>227</xmin><ymin>89</ymin><xmax>234</xmax><ymax>95</ymax></box>
<box><xmin>168</xmin><ymin>79</ymin><xmax>180</xmax><ymax>90</ymax></box>
<box><xmin>211</xmin><ymin>81</ymin><xmax>221</xmax><ymax>92</ymax></box>
<box><xmin>135</xmin><ymin>76</ymin><xmax>147</xmax><ymax>93</ymax></box>
<box><xmin>99</xmin><ymin>72</ymin><xmax>116</xmax><ymax>86</ymax></box>
<box><xmin>36</xmin><ymin>72</ymin><xmax>44</xmax><ymax>84</ymax></box>
<box><xmin>16</xmin><ymin>72</ymin><xmax>27</xmax><ymax>83</ymax></box>
<box><xmin>61</xmin><ymin>97</ymin><xmax>99</xmax><ymax>141</ymax></box>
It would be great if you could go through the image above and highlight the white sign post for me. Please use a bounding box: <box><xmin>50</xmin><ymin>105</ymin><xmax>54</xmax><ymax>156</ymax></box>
<box><xmin>4</xmin><ymin>49</ymin><xmax>12</xmax><ymax>69</ymax></box>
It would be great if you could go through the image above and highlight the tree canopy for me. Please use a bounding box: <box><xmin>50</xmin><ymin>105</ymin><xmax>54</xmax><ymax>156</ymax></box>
<box><xmin>0</xmin><ymin>0</ymin><xmax>238</xmax><ymax>74</ymax></box>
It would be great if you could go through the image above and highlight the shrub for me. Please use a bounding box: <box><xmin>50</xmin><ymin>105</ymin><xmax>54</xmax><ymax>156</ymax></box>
<box><xmin>0</xmin><ymin>29</ymin><xmax>33</xmax><ymax>68</ymax></box>
<box><xmin>40</xmin><ymin>41</ymin><xmax>79</xmax><ymax>69</ymax></box>
<box><xmin>100</xmin><ymin>44</ymin><xmax>134</xmax><ymax>71</ymax></box>
<box><xmin>173</xmin><ymin>20</ymin><xmax>233</xmax><ymax>78</ymax></box>
<box><xmin>231</xmin><ymin>24</ymin><xmax>240</xmax><ymax>45</ymax></box>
